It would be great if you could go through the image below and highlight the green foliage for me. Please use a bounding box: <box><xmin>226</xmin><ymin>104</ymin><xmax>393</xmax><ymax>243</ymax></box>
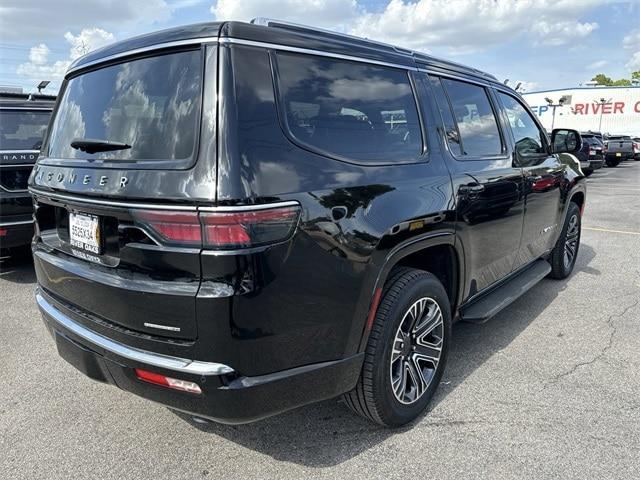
<box><xmin>592</xmin><ymin>71</ymin><xmax>639</xmax><ymax>86</ymax></box>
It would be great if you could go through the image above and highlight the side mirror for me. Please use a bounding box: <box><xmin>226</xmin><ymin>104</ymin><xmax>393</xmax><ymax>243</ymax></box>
<box><xmin>550</xmin><ymin>128</ymin><xmax>582</xmax><ymax>154</ymax></box>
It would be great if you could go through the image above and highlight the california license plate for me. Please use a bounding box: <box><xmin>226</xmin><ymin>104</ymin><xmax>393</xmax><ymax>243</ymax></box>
<box><xmin>69</xmin><ymin>212</ymin><xmax>101</xmax><ymax>254</ymax></box>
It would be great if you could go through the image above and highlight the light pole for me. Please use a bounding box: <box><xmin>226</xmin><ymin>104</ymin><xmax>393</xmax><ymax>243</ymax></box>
<box><xmin>545</xmin><ymin>96</ymin><xmax>569</xmax><ymax>130</ymax></box>
<box><xmin>594</xmin><ymin>97</ymin><xmax>612</xmax><ymax>133</ymax></box>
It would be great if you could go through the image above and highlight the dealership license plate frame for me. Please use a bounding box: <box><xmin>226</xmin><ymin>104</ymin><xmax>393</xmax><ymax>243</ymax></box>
<box><xmin>69</xmin><ymin>211</ymin><xmax>102</xmax><ymax>255</ymax></box>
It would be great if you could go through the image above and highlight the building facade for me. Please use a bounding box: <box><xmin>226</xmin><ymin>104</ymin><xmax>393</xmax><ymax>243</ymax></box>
<box><xmin>522</xmin><ymin>86</ymin><xmax>640</xmax><ymax>136</ymax></box>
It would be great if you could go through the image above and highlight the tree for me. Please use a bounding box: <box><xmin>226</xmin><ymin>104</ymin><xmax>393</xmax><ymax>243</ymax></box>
<box><xmin>592</xmin><ymin>73</ymin><xmax>613</xmax><ymax>86</ymax></box>
<box><xmin>592</xmin><ymin>71</ymin><xmax>640</xmax><ymax>86</ymax></box>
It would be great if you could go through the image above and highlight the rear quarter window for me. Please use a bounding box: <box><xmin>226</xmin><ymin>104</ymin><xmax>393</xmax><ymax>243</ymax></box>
<box><xmin>273</xmin><ymin>52</ymin><xmax>423</xmax><ymax>164</ymax></box>
<box><xmin>46</xmin><ymin>49</ymin><xmax>203</xmax><ymax>164</ymax></box>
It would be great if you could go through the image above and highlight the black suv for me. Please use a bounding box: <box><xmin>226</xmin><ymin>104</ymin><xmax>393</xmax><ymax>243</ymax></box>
<box><xmin>576</xmin><ymin>133</ymin><xmax>605</xmax><ymax>176</ymax></box>
<box><xmin>0</xmin><ymin>92</ymin><xmax>54</xmax><ymax>250</ymax></box>
<box><xmin>30</xmin><ymin>20</ymin><xmax>586</xmax><ymax>427</ymax></box>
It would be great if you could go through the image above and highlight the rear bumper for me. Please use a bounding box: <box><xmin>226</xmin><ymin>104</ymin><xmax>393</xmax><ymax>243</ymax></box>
<box><xmin>606</xmin><ymin>152</ymin><xmax>633</xmax><ymax>161</ymax></box>
<box><xmin>36</xmin><ymin>289</ymin><xmax>363</xmax><ymax>424</ymax></box>
<box><xmin>0</xmin><ymin>218</ymin><xmax>33</xmax><ymax>249</ymax></box>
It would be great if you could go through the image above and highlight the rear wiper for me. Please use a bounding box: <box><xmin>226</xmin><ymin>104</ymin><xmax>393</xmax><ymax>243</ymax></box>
<box><xmin>70</xmin><ymin>138</ymin><xmax>131</xmax><ymax>154</ymax></box>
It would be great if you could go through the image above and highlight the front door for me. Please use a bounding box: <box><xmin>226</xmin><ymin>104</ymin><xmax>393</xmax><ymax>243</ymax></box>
<box><xmin>495</xmin><ymin>91</ymin><xmax>564</xmax><ymax>269</ymax></box>
<box><xmin>426</xmin><ymin>75</ymin><xmax>525</xmax><ymax>300</ymax></box>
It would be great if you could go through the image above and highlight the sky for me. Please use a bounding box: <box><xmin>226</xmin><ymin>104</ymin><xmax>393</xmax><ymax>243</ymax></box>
<box><xmin>1</xmin><ymin>0</ymin><xmax>639</xmax><ymax>95</ymax></box>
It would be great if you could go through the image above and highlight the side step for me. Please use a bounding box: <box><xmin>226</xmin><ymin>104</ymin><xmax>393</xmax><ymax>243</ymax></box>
<box><xmin>460</xmin><ymin>259</ymin><xmax>551</xmax><ymax>324</ymax></box>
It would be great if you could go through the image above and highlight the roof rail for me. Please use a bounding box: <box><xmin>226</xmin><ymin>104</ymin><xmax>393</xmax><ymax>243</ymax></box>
<box><xmin>250</xmin><ymin>18</ymin><xmax>498</xmax><ymax>82</ymax></box>
<box><xmin>250</xmin><ymin>17</ymin><xmax>414</xmax><ymax>56</ymax></box>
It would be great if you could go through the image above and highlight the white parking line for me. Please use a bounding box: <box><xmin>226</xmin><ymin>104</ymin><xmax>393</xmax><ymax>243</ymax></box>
<box><xmin>583</xmin><ymin>226</ymin><xmax>640</xmax><ymax>236</ymax></box>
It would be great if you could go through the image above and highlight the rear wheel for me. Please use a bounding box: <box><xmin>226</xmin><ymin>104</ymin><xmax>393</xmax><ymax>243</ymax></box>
<box><xmin>583</xmin><ymin>168</ymin><xmax>593</xmax><ymax>177</ymax></box>
<box><xmin>343</xmin><ymin>268</ymin><xmax>451</xmax><ymax>427</ymax></box>
<box><xmin>549</xmin><ymin>202</ymin><xmax>581</xmax><ymax>279</ymax></box>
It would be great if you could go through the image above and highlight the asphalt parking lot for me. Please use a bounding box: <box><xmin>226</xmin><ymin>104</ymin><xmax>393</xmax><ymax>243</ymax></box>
<box><xmin>1</xmin><ymin>162</ymin><xmax>639</xmax><ymax>480</ymax></box>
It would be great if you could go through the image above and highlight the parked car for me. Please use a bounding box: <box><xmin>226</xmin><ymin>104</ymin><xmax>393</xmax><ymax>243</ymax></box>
<box><xmin>577</xmin><ymin>133</ymin><xmax>605</xmax><ymax>175</ymax></box>
<box><xmin>29</xmin><ymin>19</ymin><xmax>586</xmax><ymax>427</ymax></box>
<box><xmin>0</xmin><ymin>91</ymin><xmax>54</xmax><ymax>251</ymax></box>
<box><xmin>604</xmin><ymin>135</ymin><xmax>634</xmax><ymax>166</ymax></box>
<box><xmin>633</xmin><ymin>137</ymin><xmax>640</xmax><ymax>160</ymax></box>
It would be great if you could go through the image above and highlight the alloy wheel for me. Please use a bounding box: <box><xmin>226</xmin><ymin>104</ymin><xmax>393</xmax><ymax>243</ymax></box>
<box><xmin>390</xmin><ymin>297</ymin><xmax>444</xmax><ymax>405</ymax></box>
<box><xmin>564</xmin><ymin>214</ymin><xmax>580</xmax><ymax>269</ymax></box>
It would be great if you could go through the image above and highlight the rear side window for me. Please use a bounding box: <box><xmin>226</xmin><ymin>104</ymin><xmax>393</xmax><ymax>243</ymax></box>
<box><xmin>440</xmin><ymin>78</ymin><xmax>502</xmax><ymax>157</ymax></box>
<box><xmin>497</xmin><ymin>92</ymin><xmax>546</xmax><ymax>158</ymax></box>
<box><xmin>47</xmin><ymin>49</ymin><xmax>202</xmax><ymax>163</ymax></box>
<box><xmin>0</xmin><ymin>110</ymin><xmax>51</xmax><ymax>150</ymax></box>
<box><xmin>274</xmin><ymin>52</ymin><xmax>422</xmax><ymax>164</ymax></box>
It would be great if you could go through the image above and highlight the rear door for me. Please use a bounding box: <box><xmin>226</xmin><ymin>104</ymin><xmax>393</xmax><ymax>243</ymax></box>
<box><xmin>426</xmin><ymin>75</ymin><xmax>525</xmax><ymax>299</ymax></box>
<box><xmin>495</xmin><ymin>90</ymin><xmax>564</xmax><ymax>268</ymax></box>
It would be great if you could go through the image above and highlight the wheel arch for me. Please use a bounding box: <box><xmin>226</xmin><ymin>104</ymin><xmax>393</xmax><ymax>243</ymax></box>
<box><xmin>355</xmin><ymin>231</ymin><xmax>464</xmax><ymax>352</ymax></box>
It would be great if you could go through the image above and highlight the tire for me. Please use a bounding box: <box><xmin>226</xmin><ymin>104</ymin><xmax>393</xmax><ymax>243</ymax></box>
<box><xmin>548</xmin><ymin>202</ymin><xmax>581</xmax><ymax>279</ymax></box>
<box><xmin>343</xmin><ymin>268</ymin><xmax>451</xmax><ymax>427</ymax></box>
<box><xmin>583</xmin><ymin>168</ymin><xmax>593</xmax><ymax>177</ymax></box>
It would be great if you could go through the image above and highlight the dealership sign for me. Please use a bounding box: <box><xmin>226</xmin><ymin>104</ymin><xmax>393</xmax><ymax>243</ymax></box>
<box><xmin>523</xmin><ymin>87</ymin><xmax>640</xmax><ymax>135</ymax></box>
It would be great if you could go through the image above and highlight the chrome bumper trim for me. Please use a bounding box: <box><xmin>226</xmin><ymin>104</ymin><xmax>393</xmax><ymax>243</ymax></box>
<box><xmin>0</xmin><ymin>219</ymin><xmax>33</xmax><ymax>227</ymax></box>
<box><xmin>36</xmin><ymin>292</ymin><xmax>234</xmax><ymax>376</ymax></box>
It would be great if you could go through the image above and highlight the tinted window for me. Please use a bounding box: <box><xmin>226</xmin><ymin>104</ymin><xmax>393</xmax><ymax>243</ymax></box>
<box><xmin>275</xmin><ymin>52</ymin><xmax>422</xmax><ymax>163</ymax></box>
<box><xmin>428</xmin><ymin>76</ymin><xmax>461</xmax><ymax>155</ymax></box>
<box><xmin>0</xmin><ymin>110</ymin><xmax>51</xmax><ymax>150</ymax></box>
<box><xmin>47</xmin><ymin>50</ymin><xmax>202</xmax><ymax>162</ymax></box>
<box><xmin>441</xmin><ymin>79</ymin><xmax>502</xmax><ymax>157</ymax></box>
<box><xmin>497</xmin><ymin>92</ymin><xmax>546</xmax><ymax>158</ymax></box>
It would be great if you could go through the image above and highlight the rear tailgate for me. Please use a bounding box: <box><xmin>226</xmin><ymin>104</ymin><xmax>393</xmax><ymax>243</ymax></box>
<box><xmin>1</xmin><ymin>108</ymin><xmax>52</xmax><ymax>222</ymax></box>
<box><xmin>29</xmin><ymin>41</ymin><xmax>219</xmax><ymax>341</ymax></box>
<box><xmin>31</xmin><ymin>188</ymin><xmax>202</xmax><ymax>339</ymax></box>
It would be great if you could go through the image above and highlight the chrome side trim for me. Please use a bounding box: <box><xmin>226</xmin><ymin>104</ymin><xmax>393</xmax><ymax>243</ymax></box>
<box><xmin>0</xmin><ymin>219</ymin><xmax>33</xmax><ymax>227</ymax></box>
<box><xmin>36</xmin><ymin>292</ymin><xmax>234</xmax><ymax>375</ymax></box>
<box><xmin>198</xmin><ymin>200</ymin><xmax>300</xmax><ymax>212</ymax></box>
<box><xmin>29</xmin><ymin>188</ymin><xmax>198</xmax><ymax>211</ymax></box>
<box><xmin>0</xmin><ymin>186</ymin><xmax>29</xmax><ymax>193</ymax></box>
<box><xmin>29</xmin><ymin>187</ymin><xmax>300</xmax><ymax>213</ymax></box>
<box><xmin>219</xmin><ymin>37</ymin><xmax>419</xmax><ymax>71</ymax></box>
<box><xmin>0</xmin><ymin>150</ymin><xmax>40</xmax><ymax>154</ymax></box>
<box><xmin>0</xmin><ymin>107</ymin><xmax>52</xmax><ymax>111</ymax></box>
<box><xmin>416</xmin><ymin>67</ymin><xmax>495</xmax><ymax>88</ymax></box>
<box><xmin>67</xmin><ymin>37</ymin><xmax>220</xmax><ymax>75</ymax></box>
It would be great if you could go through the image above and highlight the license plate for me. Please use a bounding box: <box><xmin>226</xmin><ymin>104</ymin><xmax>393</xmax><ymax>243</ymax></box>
<box><xmin>69</xmin><ymin>212</ymin><xmax>101</xmax><ymax>254</ymax></box>
<box><xmin>616</xmin><ymin>152</ymin><xmax>622</xmax><ymax>157</ymax></box>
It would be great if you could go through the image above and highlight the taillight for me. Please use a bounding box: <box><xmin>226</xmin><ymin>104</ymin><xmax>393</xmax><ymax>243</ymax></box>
<box><xmin>132</xmin><ymin>210</ymin><xmax>201</xmax><ymax>245</ymax></box>
<box><xmin>201</xmin><ymin>206</ymin><xmax>300</xmax><ymax>249</ymax></box>
<box><xmin>132</xmin><ymin>204</ymin><xmax>300</xmax><ymax>249</ymax></box>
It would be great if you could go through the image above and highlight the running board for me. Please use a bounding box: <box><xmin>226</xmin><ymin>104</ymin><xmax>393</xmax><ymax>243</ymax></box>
<box><xmin>460</xmin><ymin>260</ymin><xmax>551</xmax><ymax>324</ymax></box>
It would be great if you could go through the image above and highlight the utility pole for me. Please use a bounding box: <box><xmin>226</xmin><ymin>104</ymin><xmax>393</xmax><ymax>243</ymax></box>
<box><xmin>595</xmin><ymin>97</ymin><xmax>612</xmax><ymax>133</ymax></box>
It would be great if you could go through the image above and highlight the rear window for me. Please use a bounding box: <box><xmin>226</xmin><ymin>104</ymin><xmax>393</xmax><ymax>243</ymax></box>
<box><xmin>0</xmin><ymin>110</ymin><xmax>51</xmax><ymax>150</ymax></box>
<box><xmin>46</xmin><ymin>49</ymin><xmax>202</xmax><ymax>162</ymax></box>
<box><xmin>274</xmin><ymin>52</ymin><xmax>422</xmax><ymax>164</ymax></box>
